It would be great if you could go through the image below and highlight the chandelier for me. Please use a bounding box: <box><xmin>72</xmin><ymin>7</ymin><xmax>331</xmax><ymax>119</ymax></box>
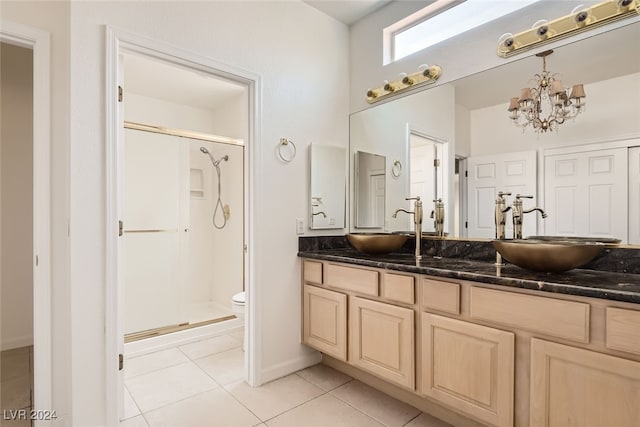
<box><xmin>508</xmin><ymin>50</ymin><xmax>586</xmax><ymax>133</ymax></box>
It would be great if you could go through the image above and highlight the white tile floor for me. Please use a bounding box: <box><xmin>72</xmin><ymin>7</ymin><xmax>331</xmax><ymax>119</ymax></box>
<box><xmin>122</xmin><ymin>329</ymin><xmax>453</xmax><ymax>427</ymax></box>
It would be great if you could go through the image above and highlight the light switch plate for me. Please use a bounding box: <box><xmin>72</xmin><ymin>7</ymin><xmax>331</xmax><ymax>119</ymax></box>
<box><xmin>296</xmin><ymin>218</ymin><xmax>304</xmax><ymax>234</ymax></box>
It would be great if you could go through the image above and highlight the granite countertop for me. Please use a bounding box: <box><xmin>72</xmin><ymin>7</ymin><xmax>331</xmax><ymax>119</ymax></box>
<box><xmin>298</xmin><ymin>248</ymin><xmax>640</xmax><ymax>304</ymax></box>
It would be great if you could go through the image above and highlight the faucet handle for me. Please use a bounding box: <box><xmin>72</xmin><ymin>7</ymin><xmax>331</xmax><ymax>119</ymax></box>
<box><xmin>515</xmin><ymin>194</ymin><xmax>534</xmax><ymax>200</ymax></box>
<box><xmin>497</xmin><ymin>191</ymin><xmax>512</xmax><ymax>198</ymax></box>
<box><xmin>406</xmin><ymin>196</ymin><xmax>421</xmax><ymax>201</ymax></box>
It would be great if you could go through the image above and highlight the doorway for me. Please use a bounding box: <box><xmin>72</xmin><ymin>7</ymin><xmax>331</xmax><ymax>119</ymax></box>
<box><xmin>105</xmin><ymin>28</ymin><xmax>260</xmax><ymax>425</ymax></box>
<box><xmin>120</xmin><ymin>52</ymin><xmax>246</xmax><ymax>344</ymax></box>
<box><xmin>0</xmin><ymin>23</ymin><xmax>52</xmax><ymax>425</ymax></box>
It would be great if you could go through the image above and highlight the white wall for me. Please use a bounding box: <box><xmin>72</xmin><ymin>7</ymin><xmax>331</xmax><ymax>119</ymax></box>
<box><xmin>125</xmin><ymin>92</ymin><xmax>219</xmax><ymax>134</ymax></box>
<box><xmin>0</xmin><ymin>2</ymin><xmax>71</xmax><ymax>424</ymax></box>
<box><xmin>349</xmin><ymin>1</ymin><xmax>621</xmax><ymax>113</ymax></box>
<box><xmin>210</xmin><ymin>93</ymin><xmax>247</xmax><ymax>140</ymax></box>
<box><xmin>0</xmin><ymin>42</ymin><xmax>33</xmax><ymax>350</ymax></box>
<box><xmin>468</xmin><ymin>72</ymin><xmax>640</xmax><ymax>156</ymax></box>
<box><xmin>67</xmin><ymin>1</ymin><xmax>348</xmax><ymax>425</ymax></box>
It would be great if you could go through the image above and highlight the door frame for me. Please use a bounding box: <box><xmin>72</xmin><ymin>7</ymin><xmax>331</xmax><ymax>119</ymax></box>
<box><xmin>105</xmin><ymin>27</ymin><xmax>262</xmax><ymax>425</ymax></box>
<box><xmin>0</xmin><ymin>21</ymin><xmax>52</xmax><ymax>425</ymax></box>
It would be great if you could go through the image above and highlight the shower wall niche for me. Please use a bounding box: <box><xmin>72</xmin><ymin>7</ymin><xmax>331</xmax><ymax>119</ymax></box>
<box><xmin>122</xmin><ymin>53</ymin><xmax>246</xmax><ymax>338</ymax></box>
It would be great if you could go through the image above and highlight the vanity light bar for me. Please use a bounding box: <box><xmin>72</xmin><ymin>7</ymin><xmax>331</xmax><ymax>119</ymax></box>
<box><xmin>366</xmin><ymin>65</ymin><xmax>442</xmax><ymax>104</ymax></box>
<box><xmin>497</xmin><ymin>0</ymin><xmax>639</xmax><ymax>58</ymax></box>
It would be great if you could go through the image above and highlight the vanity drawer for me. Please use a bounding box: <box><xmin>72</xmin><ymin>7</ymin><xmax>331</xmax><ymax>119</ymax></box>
<box><xmin>325</xmin><ymin>263</ymin><xmax>379</xmax><ymax>296</ymax></box>
<box><xmin>382</xmin><ymin>273</ymin><xmax>414</xmax><ymax>304</ymax></box>
<box><xmin>303</xmin><ymin>260</ymin><xmax>323</xmax><ymax>284</ymax></box>
<box><xmin>421</xmin><ymin>278</ymin><xmax>460</xmax><ymax>315</ymax></box>
<box><xmin>606</xmin><ymin>307</ymin><xmax>640</xmax><ymax>355</ymax></box>
<box><xmin>470</xmin><ymin>287</ymin><xmax>590</xmax><ymax>343</ymax></box>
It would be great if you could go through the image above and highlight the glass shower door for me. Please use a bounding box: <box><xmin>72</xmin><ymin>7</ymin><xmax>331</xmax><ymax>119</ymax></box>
<box><xmin>123</xmin><ymin>129</ymin><xmax>189</xmax><ymax>336</ymax></box>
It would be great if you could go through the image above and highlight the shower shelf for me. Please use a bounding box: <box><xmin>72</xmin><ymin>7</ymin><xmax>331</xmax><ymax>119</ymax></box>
<box><xmin>190</xmin><ymin>188</ymin><xmax>205</xmax><ymax>199</ymax></box>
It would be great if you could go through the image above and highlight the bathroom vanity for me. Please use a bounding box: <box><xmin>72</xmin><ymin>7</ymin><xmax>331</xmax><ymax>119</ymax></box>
<box><xmin>298</xmin><ymin>242</ymin><xmax>640</xmax><ymax>427</ymax></box>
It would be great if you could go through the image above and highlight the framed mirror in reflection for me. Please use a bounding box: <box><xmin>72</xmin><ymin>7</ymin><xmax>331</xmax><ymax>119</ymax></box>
<box><xmin>349</xmin><ymin>21</ymin><xmax>640</xmax><ymax>244</ymax></box>
<box><xmin>309</xmin><ymin>144</ymin><xmax>346</xmax><ymax>230</ymax></box>
<box><xmin>354</xmin><ymin>151</ymin><xmax>385</xmax><ymax>229</ymax></box>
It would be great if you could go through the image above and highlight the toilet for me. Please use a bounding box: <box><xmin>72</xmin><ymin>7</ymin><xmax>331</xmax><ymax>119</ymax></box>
<box><xmin>231</xmin><ymin>291</ymin><xmax>245</xmax><ymax>320</ymax></box>
<box><xmin>231</xmin><ymin>292</ymin><xmax>245</xmax><ymax>351</ymax></box>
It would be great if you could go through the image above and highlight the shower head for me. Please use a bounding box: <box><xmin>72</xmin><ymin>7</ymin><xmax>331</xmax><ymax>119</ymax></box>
<box><xmin>200</xmin><ymin>146</ymin><xmax>229</xmax><ymax>167</ymax></box>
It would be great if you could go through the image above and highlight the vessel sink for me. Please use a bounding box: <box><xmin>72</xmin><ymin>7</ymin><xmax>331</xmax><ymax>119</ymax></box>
<box><xmin>347</xmin><ymin>233</ymin><xmax>408</xmax><ymax>255</ymax></box>
<box><xmin>492</xmin><ymin>237</ymin><xmax>618</xmax><ymax>273</ymax></box>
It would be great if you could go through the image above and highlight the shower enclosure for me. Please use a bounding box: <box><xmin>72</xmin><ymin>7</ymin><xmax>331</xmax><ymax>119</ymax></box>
<box><xmin>123</xmin><ymin>126</ymin><xmax>244</xmax><ymax>341</ymax></box>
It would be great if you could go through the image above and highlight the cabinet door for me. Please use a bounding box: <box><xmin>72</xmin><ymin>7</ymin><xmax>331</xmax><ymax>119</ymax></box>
<box><xmin>303</xmin><ymin>285</ymin><xmax>347</xmax><ymax>361</ymax></box>
<box><xmin>349</xmin><ymin>296</ymin><xmax>415</xmax><ymax>389</ymax></box>
<box><xmin>421</xmin><ymin>313</ymin><xmax>514</xmax><ymax>427</ymax></box>
<box><xmin>530</xmin><ymin>338</ymin><xmax>640</xmax><ymax>427</ymax></box>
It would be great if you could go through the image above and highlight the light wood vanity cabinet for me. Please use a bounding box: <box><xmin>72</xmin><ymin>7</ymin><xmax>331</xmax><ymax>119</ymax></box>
<box><xmin>301</xmin><ymin>258</ymin><xmax>640</xmax><ymax>427</ymax></box>
<box><xmin>421</xmin><ymin>313</ymin><xmax>514</xmax><ymax>427</ymax></box>
<box><xmin>530</xmin><ymin>338</ymin><xmax>640</xmax><ymax>427</ymax></box>
<box><xmin>302</xmin><ymin>284</ymin><xmax>347</xmax><ymax>361</ymax></box>
<box><xmin>350</xmin><ymin>296</ymin><xmax>415</xmax><ymax>389</ymax></box>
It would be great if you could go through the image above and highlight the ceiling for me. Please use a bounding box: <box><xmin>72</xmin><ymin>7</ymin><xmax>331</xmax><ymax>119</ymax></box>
<box><xmin>303</xmin><ymin>0</ymin><xmax>392</xmax><ymax>25</ymax></box>
<box><xmin>124</xmin><ymin>53</ymin><xmax>245</xmax><ymax>112</ymax></box>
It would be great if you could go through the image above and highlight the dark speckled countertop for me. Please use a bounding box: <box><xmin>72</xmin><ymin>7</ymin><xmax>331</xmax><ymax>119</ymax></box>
<box><xmin>298</xmin><ymin>236</ymin><xmax>640</xmax><ymax>304</ymax></box>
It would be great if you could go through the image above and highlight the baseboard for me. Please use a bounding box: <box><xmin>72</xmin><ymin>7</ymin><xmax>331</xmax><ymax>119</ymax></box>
<box><xmin>1</xmin><ymin>335</ymin><xmax>34</xmax><ymax>351</ymax></box>
<box><xmin>259</xmin><ymin>351</ymin><xmax>322</xmax><ymax>385</ymax></box>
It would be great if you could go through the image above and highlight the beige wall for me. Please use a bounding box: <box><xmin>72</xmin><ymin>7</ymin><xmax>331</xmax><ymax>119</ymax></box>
<box><xmin>0</xmin><ymin>42</ymin><xmax>33</xmax><ymax>350</ymax></box>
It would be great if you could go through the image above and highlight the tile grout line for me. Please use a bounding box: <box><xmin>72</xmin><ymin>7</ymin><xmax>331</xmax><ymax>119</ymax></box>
<box><xmin>327</xmin><ymin>383</ymin><xmax>404</xmax><ymax>427</ymax></box>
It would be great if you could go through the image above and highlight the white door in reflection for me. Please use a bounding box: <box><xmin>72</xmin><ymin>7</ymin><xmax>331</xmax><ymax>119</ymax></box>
<box><xmin>410</xmin><ymin>132</ymin><xmax>444</xmax><ymax>233</ymax></box>
<box><xmin>467</xmin><ymin>150</ymin><xmax>537</xmax><ymax>239</ymax></box>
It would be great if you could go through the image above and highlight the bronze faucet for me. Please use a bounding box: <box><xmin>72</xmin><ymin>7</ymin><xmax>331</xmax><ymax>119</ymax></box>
<box><xmin>393</xmin><ymin>196</ymin><xmax>423</xmax><ymax>259</ymax></box>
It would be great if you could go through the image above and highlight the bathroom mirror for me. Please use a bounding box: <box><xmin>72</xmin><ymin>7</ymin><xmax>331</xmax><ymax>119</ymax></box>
<box><xmin>309</xmin><ymin>144</ymin><xmax>346</xmax><ymax>229</ymax></box>
<box><xmin>354</xmin><ymin>151</ymin><xmax>386</xmax><ymax>228</ymax></box>
<box><xmin>349</xmin><ymin>21</ymin><xmax>640</xmax><ymax>243</ymax></box>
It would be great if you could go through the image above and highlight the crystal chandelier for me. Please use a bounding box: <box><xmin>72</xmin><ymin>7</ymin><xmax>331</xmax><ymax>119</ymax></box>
<box><xmin>508</xmin><ymin>50</ymin><xmax>586</xmax><ymax>133</ymax></box>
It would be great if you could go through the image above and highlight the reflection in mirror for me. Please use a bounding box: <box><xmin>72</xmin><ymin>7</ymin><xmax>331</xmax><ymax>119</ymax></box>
<box><xmin>349</xmin><ymin>84</ymin><xmax>456</xmax><ymax>235</ymax></box>
<box><xmin>355</xmin><ymin>151</ymin><xmax>385</xmax><ymax>228</ymax></box>
<box><xmin>309</xmin><ymin>144</ymin><xmax>346</xmax><ymax>229</ymax></box>
<box><xmin>408</xmin><ymin>129</ymin><xmax>448</xmax><ymax>234</ymax></box>
<box><xmin>349</xmin><ymin>21</ymin><xmax>640</xmax><ymax>243</ymax></box>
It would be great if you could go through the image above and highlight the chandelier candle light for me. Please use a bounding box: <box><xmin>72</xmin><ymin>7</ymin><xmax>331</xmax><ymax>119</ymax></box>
<box><xmin>508</xmin><ymin>50</ymin><xmax>585</xmax><ymax>133</ymax></box>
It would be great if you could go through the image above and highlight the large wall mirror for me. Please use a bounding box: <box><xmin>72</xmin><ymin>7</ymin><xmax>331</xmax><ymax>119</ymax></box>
<box><xmin>349</xmin><ymin>21</ymin><xmax>640</xmax><ymax>244</ymax></box>
<box><xmin>309</xmin><ymin>144</ymin><xmax>346</xmax><ymax>229</ymax></box>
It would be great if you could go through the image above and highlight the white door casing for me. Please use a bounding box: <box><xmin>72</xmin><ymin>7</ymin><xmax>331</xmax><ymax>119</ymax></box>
<box><xmin>467</xmin><ymin>151</ymin><xmax>537</xmax><ymax>239</ymax></box>
<box><xmin>1</xmin><ymin>21</ymin><xmax>52</xmax><ymax>426</ymax></box>
<box><xmin>544</xmin><ymin>147</ymin><xmax>628</xmax><ymax>242</ymax></box>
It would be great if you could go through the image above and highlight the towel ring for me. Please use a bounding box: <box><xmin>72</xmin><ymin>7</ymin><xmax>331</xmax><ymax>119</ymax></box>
<box><xmin>391</xmin><ymin>160</ymin><xmax>402</xmax><ymax>177</ymax></box>
<box><xmin>277</xmin><ymin>138</ymin><xmax>297</xmax><ymax>163</ymax></box>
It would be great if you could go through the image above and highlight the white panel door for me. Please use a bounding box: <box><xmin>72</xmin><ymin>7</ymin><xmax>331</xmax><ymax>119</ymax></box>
<box><xmin>467</xmin><ymin>151</ymin><xmax>537</xmax><ymax>239</ymax></box>
<box><xmin>629</xmin><ymin>147</ymin><xmax>640</xmax><ymax>245</ymax></box>
<box><xmin>124</xmin><ymin>129</ymin><xmax>188</xmax><ymax>333</ymax></box>
<box><xmin>544</xmin><ymin>147</ymin><xmax>627</xmax><ymax>242</ymax></box>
